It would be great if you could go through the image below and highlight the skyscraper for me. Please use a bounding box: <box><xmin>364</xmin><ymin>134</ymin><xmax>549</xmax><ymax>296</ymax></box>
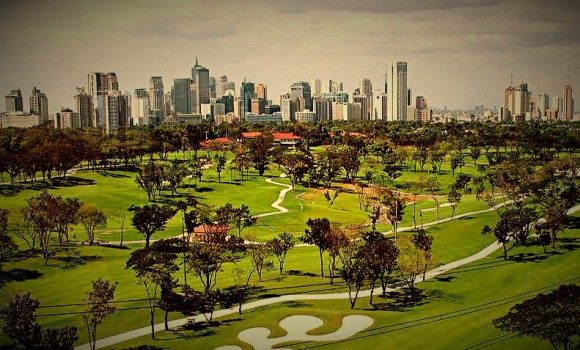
<box><xmin>29</xmin><ymin>87</ymin><xmax>49</xmax><ymax>121</ymax></box>
<box><xmin>131</xmin><ymin>89</ymin><xmax>150</xmax><ymax>126</ymax></box>
<box><xmin>290</xmin><ymin>81</ymin><xmax>312</xmax><ymax>112</ymax></box>
<box><xmin>255</xmin><ymin>84</ymin><xmax>267</xmax><ymax>101</ymax></box>
<box><xmin>148</xmin><ymin>76</ymin><xmax>165</xmax><ymax>122</ymax></box>
<box><xmin>74</xmin><ymin>87</ymin><xmax>93</xmax><ymax>128</ymax></box>
<box><xmin>504</xmin><ymin>82</ymin><xmax>530</xmax><ymax>121</ymax></box>
<box><xmin>372</xmin><ymin>90</ymin><xmax>388</xmax><ymax>121</ymax></box>
<box><xmin>191</xmin><ymin>58</ymin><xmax>210</xmax><ymax>114</ymax></box>
<box><xmin>538</xmin><ymin>93</ymin><xmax>549</xmax><ymax>118</ymax></box>
<box><xmin>561</xmin><ymin>84</ymin><xmax>574</xmax><ymax>121</ymax></box>
<box><xmin>173</xmin><ymin>78</ymin><xmax>192</xmax><ymax>114</ymax></box>
<box><xmin>88</xmin><ymin>72</ymin><xmax>118</xmax><ymax>127</ymax></box>
<box><xmin>5</xmin><ymin>89</ymin><xmax>23</xmax><ymax>113</ymax></box>
<box><xmin>310</xmin><ymin>79</ymin><xmax>322</xmax><ymax>97</ymax></box>
<box><xmin>387</xmin><ymin>61</ymin><xmax>408</xmax><ymax>121</ymax></box>
<box><xmin>240</xmin><ymin>81</ymin><xmax>255</xmax><ymax>119</ymax></box>
<box><xmin>360</xmin><ymin>78</ymin><xmax>372</xmax><ymax>96</ymax></box>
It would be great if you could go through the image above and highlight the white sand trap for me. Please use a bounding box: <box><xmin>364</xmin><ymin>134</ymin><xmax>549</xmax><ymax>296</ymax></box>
<box><xmin>215</xmin><ymin>314</ymin><xmax>373</xmax><ymax>350</ymax></box>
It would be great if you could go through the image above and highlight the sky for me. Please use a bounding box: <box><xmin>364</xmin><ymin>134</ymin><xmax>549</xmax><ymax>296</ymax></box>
<box><xmin>1</xmin><ymin>0</ymin><xmax>579</xmax><ymax>114</ymax></box>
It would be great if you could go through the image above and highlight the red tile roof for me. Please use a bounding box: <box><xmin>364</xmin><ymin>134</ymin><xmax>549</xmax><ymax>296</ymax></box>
<box><xmin>201</xmin><ymin>137</ymin><xmax>233</xmax><ymax>147</ymax></box>
<box><xmin>272</xmin><ymin>132</ymin><xmax>301</xmax><ymax>140</ymax></box>
<box><xmin>241</xmin><ymin>132</ymin><xmax>263</xmax><ymax>138</ymax></box>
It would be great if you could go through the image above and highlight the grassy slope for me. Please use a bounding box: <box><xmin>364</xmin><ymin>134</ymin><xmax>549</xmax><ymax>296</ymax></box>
<box><xmin>106</xmin><ymin>214</ymin><xmax>580</xmax><ymax>350</ymax></box>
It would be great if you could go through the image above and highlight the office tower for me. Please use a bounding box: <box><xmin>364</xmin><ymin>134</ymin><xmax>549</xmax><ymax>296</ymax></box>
<box><xmin>131</xmin><ymin>88</ymin><xmax>150</xmax><ymax>126</ymax></box>
<box><xmin>416</xmin><ymin>96</ymin><xmax>427</xmax><ymax>109</ymax></box>
<box><xmin>209</xmin><ymin>77</ymin><xmax>216</xmax><ymax>99</ymax></box>
<box><xmin>280</xmin><ymin>93</ymin><xmax>294</xmax><ymax>122</ymax></box>
<box><xmin>29</xmin><ymin>87</ymin><xmax>49</xmax><ymax>121</ymax></box>
<box><xmin>74</xmin><ymin>87</ymin><xmax>93</xmax><ymax>128</ymax></box>
<box><xmin>120</xmin><ymin>92</ymin><xmax>131</xmax><ymax>127</ymax></box>
<box><xmin>217</xmin><ymin>76</ymin><xmax>229</xmax><ymax>97</ymax></box>
<box><xmin>173</xmin><ymin>78</ymin><xmax>191</xmax><ymax>114</ymax></box>
<box><xmin>290</xmin><ymin>81</ymin><xmax>312</xmax><ymax>111</ymax></box>
<box><xmin>240</xmin><ymin>81</ymin><xmax>255</xmax><ymax>118</ymax></box>
<box><xmin>414</xmin><ymin>96</ymin><xmax>431</xmax><ymax>122</ymax></box>
<box><xmin>538</xmin><ymin>93</ymin><xmax>549</xmax><ymax>118</ymax></box>
<box><xmin>191</xmin><ymin>58</ymin><xmax>210</xmax><ymax>113</ymax></box>
<box><xmin>360</xmin><ymin>78</ymin><xmax>372</xmax><ymax>96</ymax></box>
<box><xmin>251</xmin><ymin>98</ymin><xmax>265</xmax><ymax>115</ymax></box>
<box><xmin>217</xmin><ymin>93</ymin><xmax>234</xmax><ymax>114</ymax></box>
<box><xmin>504</xmin><ymin>82</ymin><xmax>531</xmax><ymax>121</ymax></box>
<box><xmin>353</xmin><ymin>95</ymin><xmax>372</xmax><ymax>121</ymax></box>
<box><xmin>387</xmin><ymin>61</ymin><xmax>408</xmax><ymax>121</ymax></box>
<box><xmin>255</xmin><ymin>84</ymin><xmax>267</xmax><ymax>100</ymax></box>
<box><xmin>57</xmin><ymin>108</ymin><xmax>81</xmax><ymax>129</ymax></box>
<box><xmin>5</xmin><ymin>89</ymin><xmax>23</xmax><ymax>112</ymax></box>
<box><xmin>296</xmin><ymin>110</ymin><xmax>317</xmax><ymax>122</ymax></box>
<box><xmin>313</xmin><ymin>97</ymin><xmax>331</xmax><ymax>121</ymax></box>
<box><xmin>310</xmin><ymin>79</ymin><xmax>322</xmax><ymax>97</ymax></box>
<box><xmin>372</xmin><ymin>90</ymin><xmax>388</xmax><ymax>121</ymax></box>
<box><xmin>97</xmin><ymin>90</ymin><xmax>122</xmax><ymax>133</ymax></box>
<box><xmin>88</xmin><ymin>72</ymin><xmax>119</xmax><ymax>127</ymax></box>
<box><xmin>331</xmin><ymin>102</ymin><xmax>361</xmax><ymax>121</ymax></box>
<box><xmin>561</xmin><ymin>84</ymin><xmax>574</xmax><ymax>121</ymax></box>
<box><xmin>164</xmin><ymin>91</ymin><xmax>172</xmax><ymax>116</ymax></box>
<box><xmin>148</xmin><ymin>76</ymin><xmax>165</xmax><ymax>122</ymax></box>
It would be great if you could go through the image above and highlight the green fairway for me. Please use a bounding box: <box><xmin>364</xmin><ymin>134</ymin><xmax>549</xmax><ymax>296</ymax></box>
<box><xmin>103</xmin><ymin>215</ymin><xmax>580</xmax><ymax>350</ymax></box>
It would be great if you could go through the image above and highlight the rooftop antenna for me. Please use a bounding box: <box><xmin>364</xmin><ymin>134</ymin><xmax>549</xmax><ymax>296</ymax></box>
<box><xmin>195</xmin><ymin>56</ymin><xmax>199</xmax><ymax>67</ymax></box>
<box><xmin>510</xmin><ymin>72</ymin><xmax>513</xmax><ymax>87</ymax></box>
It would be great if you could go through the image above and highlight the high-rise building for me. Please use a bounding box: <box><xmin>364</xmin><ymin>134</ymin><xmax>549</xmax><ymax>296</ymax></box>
<box><xmin>251</xmin><ymin>98</ymin><xmax>265</xmax><ymax>115</ymax></box>
<box><xmin>360</xmin><ymin>78</ymin><xmax>372</xmax><ymax>96</ymax></box>
<box><xmin>217</xmin><ymin>76</ymin><xmax>229</xmax><ymax>97</ymax></box>
<box><xmin>290</xmin><ymin>81</ymin><xmax>312</xmax><ymax>111</ymax></box>
<box><xmin>255</xmin><ymin>84</ymin><xmax>267</xmax><ymax>100</ymax></box>
<box><xmin>372</xmin><ymin>90</ymin><xmax>387</xmax><ymax>121</ymax></box>
<box><xmin>353</xmin><ymin>94</ymin><xmax>372</xmax><ymax>121</ymax></box>
<box><xmin>561</xmin><ymin>84</ymin><xmax>574</xmax><ymax>121</ymax></box>
<box><xmin>209</xmin><ymin>77</ymin><xmax>217</xmax><ymax>99</ymax></box>
<box><xmin>416</xmin><ymin>96</ymin><xmax>427</xmax><ymax>109</ymax></box>
<box><xmin>538</xmin><ymin>93</ymin><xmax>549</xmax><ymax>118</ymax></box>
<box><xmin>191</xmin><ymin>58</ymin><xmax>210</xmax><ymax>114</ymax></box>
<box><xmin>173</xmin><ymin>78</ymin><xmax>192</xmax><ymax>114</ymax></box>
<box><xmin>74</xmin><ymin>87</ymin><xmax>93</xmax><ymax>128</ymax></box>
<box><xmin>310</xmin><ymin>79</ymin><xmax>322</xmax><ymax>97</ymax></box>
<box><xmin>240</xmin><ymin>81</ymin><xmax>255</xmax><ymax>119</ymax></box>
<box><xmin>5</xmin><ymin>89</ymin><xmax>23</xmax><ymax>113</ymax></box>
<box><xmin>148</xmin><ymin>76</ymin><xmax>165</xmax><ymax>122</ymax></box>
<box><xmin>387</xmin><ymin>61</ymin><xmax>408</xmax><ymax>121</ymax></box>
<box><xmin>88</xmin><ymin>72</ymin><xmax>119</xmax><ymax>128</ymax></box>
<box><xmin>29</xmin><ymin>87</ymin><xmax>49</xmax><ymax>121</ymax></box>
<box><xmin>131</xmin><ymin>89</ymin><xmax>150</xmax><ymax>126</ymax></box>
<box><xmin>504</xmin><ymin>82</ymin><xmax>531</xmax><ymax>121</ymax></box>
<box><xmin>57</xmin><ymin>108</ymin><xmax>81</xmax><ymax>129</ymax></box>
<box><xmin>280</xmin><ymin>93</ymin><xmax>294</xmax><ymax>122</ymax></box>
<box><xmin>313</xmin><ymin>98</ymin><xmax>331</xmax><ymax>121</ymax></box>
<box><xmin>332</xmin><ymin>102</ymin><xmax>361</xmax><ymax>121</ymax></box>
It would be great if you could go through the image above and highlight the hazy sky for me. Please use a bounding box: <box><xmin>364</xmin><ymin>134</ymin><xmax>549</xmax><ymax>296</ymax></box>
<box><xmin>1</xmin><ymin>0</ymin><xmax>579</xmax><ymax>114</ymax></box>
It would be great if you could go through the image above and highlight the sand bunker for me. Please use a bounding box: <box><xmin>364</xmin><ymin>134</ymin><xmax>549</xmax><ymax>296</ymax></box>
<box><xmin>215</xmin><ymin>314</ymin><xmax>373</xmax><ymax>350</ymax></box>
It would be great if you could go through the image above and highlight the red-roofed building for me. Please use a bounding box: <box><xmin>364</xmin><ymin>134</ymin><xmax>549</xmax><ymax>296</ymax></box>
<box><xmin>201</xmin><ymin>137</ymin><xmax>233</xmax><ymax>148</ymax></box>
<box><xmin>188</xmin><ymin>224</ymin><xmax>233</xmax><ymax>242</ymax></box>
<box><xmin>241</xmin><ymin>131</ymin><xmax>263</xmax><ymax>139</ymax></box>
<box><xmin>272</xmin><ymin>132</ymin><xmax>301</xmax><ymax>146</ymax></box>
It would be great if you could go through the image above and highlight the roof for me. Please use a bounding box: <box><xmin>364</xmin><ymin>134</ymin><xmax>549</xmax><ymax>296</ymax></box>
<box><xmin>190</xmin><ymin>224</ymin><xmax>232</xmax><ymax>234</ymax></box>
<box><xmin>241</xmin><ymin>131</ymin><xmax>263</xmax><ymax>138</ymax></box>
<box><xmin>201</xmin><ymin>137</ymin><xmax>233</xmax><ymax>147</ymax></box>
<box><xmin>272</xmin><ymin>132</ymin><xmax>301</xmax><ymax>140</ymax></box>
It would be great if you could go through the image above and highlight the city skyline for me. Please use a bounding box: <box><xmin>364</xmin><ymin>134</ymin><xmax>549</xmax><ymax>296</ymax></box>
<box><xmin>1</xmin><ymin>0</ymin><xmax>579</xmax><ymax>114</ymax></box>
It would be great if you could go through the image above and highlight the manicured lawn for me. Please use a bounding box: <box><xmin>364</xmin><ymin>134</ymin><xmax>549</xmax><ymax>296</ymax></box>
<box><xmin>105</xmin><ymin>216</ymin><xmax>580</xmax><ymax>350</ymax></box>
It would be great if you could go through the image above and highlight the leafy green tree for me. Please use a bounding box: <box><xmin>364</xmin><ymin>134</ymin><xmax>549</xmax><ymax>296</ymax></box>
<box><xmin>413</xmin><ymin>229</ymin><xmax>435</xmax><ymax>281</ymax></box>
<box><xmin>76</xmin><ymin>204</ymin><xmax>107</xmax><ymax>246</ymax></box>
<box><xmin>0</xmin><ymin>292</ymin><xmax>41</xmax><ymax>348</ymax></box>
<box><xmin>397</xmin><ymin>234</ymin><xmax>427</xmax><ymax>301</ymax></box>
<box><xmin>125</xmin><ymin>239</ymin><xmax>179</xmax><ymax>340</ymax></box>
<box><xmin>302</xmin><ymin>218</ymin><xmax>332</xmax><ymax>278</ymax></box>
<box><xmin>54</xmin><ymin>197</ymin><xmax>82</xmax><ymax>245</ymax></box>
<box><xmin>83</xmin><ymin>279</ymin><xmax>116</xmax><ymax>350</ymax></box>
<box><xmin>129</xmin><ymin>204</ymin><xmax>176</xmax><ymax>248</ymax></box>
<box><xmin>213</xmin><ymin>152</ymin><xmax>228</xmax><ymax>183</ymax></box>
<box><xmin>0</xmin><ymin>209</ymin><xmax>17</xmax><ymax>268</ymax></box>
<box><xmin>359</xmin><ymin>231</ymin><xmax>399</xmax><ymax>304</ymax></box>
<box><xmin>267</xmin><ymin>232</ymin><xmax>294</xmax><ymax>276</ymax></box>
<box><xmin>23</xmin><ymin>191</ymin><xmax>59</xmax><ymax>265</ymax></box>
<box><xmin>493</xmin><ymin>284</ymin><xmax>580</xmax><ymax>350</ymax></box>
<box><xmin>247</xmin><ymin>135</ymin><xmax>273</xmax><ymax>176</ymax></box>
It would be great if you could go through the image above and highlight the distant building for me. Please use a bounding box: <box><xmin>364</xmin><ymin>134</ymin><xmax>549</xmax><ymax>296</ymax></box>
<box><xmin>332</xmin><ymin>102</ymin><xmax>361</xmax><ymax>121</ymax></box>
<box><xmin>131</xmin><ymin>89</ymin><xmax>150</xmax><ymax>126</ymax></box>
<box><xmin>290</xmin><ymin>81</ymin><xmax>312</xmax><ymax>111</ymax></box>
<box><xmin>88</xmin><ymin>72</ymin><xmax>118</xmax><ymax>127</ymax></box>
<box><xmin>360</xmin><ymin>78</ymin><xmax>372</xmax><ymax>96</ymax></box>
<box><xmin>191</xmin><ymin>58</ymin><xmax>210</xmax><ymax>114</ymax></box>
<box><xmin>56</xmin><ymin>108</ymin><xmax>80</xmax><ymax>129</ymax></box>
<box><xmin>74</xmin><ymin>87</ymin><xmax>93</xmax><ymax>128</ymax></box>
<box><xmin>148</xmin><ymin>76</ymin><xmax>165</xmax><ymax>122</ymax></box>
<box><xmin>387</xmin><ymin>61</ymin><xmax>408</xmax><ymax>121</ymax></box>
<box><xmin>1</xmin><ymin>111</ymin><xmax>43</xmax><ymax>128</ymax></box>
<box><xmin>251</xmin><ymin>98</ymin><xmax>266</xmax><ymax>115</ymax></box>
<box><xmin>255</xmin><ymin>84</ymin><xmax>267</xmax><ymax>100</ymax></box>
<box><xmin>5</xmin><ymin>89</ymin><xmax>23</xmax><ymax>113</ymax></box>
<box><xmin>310</xmin><ymin>79</ymin><xmax>322</xmax><ymax>97</ymax></box>
<box><xmin>29</xmin><ymin>87</ymin><xmax>49</xmax><ymax>120</ymax></box>
<box><xmin>561</xmin><ymin>84</ymin><xmax>574</xmax><ymax>121</ymax></box>
<box><xmin>537</xmin><ymin>93</ymin><xmax>549</xmax><ymax>118</ymax></box>
<box><xmin>240</xmin><ymin>81</ymin><xmax>255</xmax><ymax>119</ymax></box>
<box><xmin>295</xmin><ymin>110</ymin><xmax>317</xmax><ymax>123</ymax></box>
<box><xmin>244</xmin><ymin>113</ymin><xmax>283</xmax><ymax>124</ymax></box>
<box><xmin>313</xmin><ymin>98</ymin><xmax>331</xmax><ymax>121</ymax></box>
<box><xmin>173</xmin><ymin>78</ymin><xmax>192</xmax><ymax>114</ymax></box>
<box><xmin>353</xmin><ymin>94</ymin><xmax>372</xmax><ymax>121</ymax></box>
<box><xmin>372</xmin><ymin>90</ymin><xmax>387</xmax><ymax>120</ymax></box>
<box><xmin>264</xmin><ymin>104</ymin><xmax>280</xmax><ymax>114</ymax></box>
<box><xmin>280</xmin><ymin>93</ymin><xmax>294</xmax><ymax>122</ymax></box>
<box><xmin>504</xmin><ymin>82</ymin><xmax>531</xmax><ymax>121</ymax></box>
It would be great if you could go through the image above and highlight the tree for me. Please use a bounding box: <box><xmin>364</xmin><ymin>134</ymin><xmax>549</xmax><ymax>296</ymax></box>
<box><xmin>187</xmin><ymin>240</ymin><xmax>242</xmax><ymax>293</ymax></box>
<box><xmin>267</xmin><ymin>232</ymin><xmax>294</xmax><ymax>276</ymax></box>
<box><xmin>447</xmin><ymin>189</ymin><xmax>461</xmax><ymax>220</ymax></box>
<box><xmin>247</xmin><ymin>135</ymin><xmax>273</xmax><ymax>176</ymax></box>
<box><xmin>359</xmin><ymin>230</ymin><xmax>399</xmax><ymax>304</ymax></box>
<box><xmin>450</xmin><ymin>153</ymin><xmax>465</xmax><ymax>177</ymax></box>
<box><xmin>397</xmin><ymin>234</ymin><xmax>427</xmax><ymax>301</ymax></box>
<box><xmin>129</xmin><ymin>204</ymin><xmax>176</xmax><ymax>248</ymax></box>
<box><xmin>213</xmin><ymin>152</ymin><xmax>227</xmax><ymax>183</ymax></box>
<box><xmin>426</xmin><ymin>177</ymin><xmax>441</xmax><ymax>222</ymax></box>
<box><xmin>340</xmin><ymin>255</ymin><xmax>366</xmax><ymax>309</ymax></box>
<box><xmin>326</xmin><ymin>224</ymin><xmax>350</xmax><ymax>285</ymax></box>
<box><xmin>77</xmin><ymin>205</ymin><xmax>107</xmax><ymax>246</ymax></box>
<box><xmin>245</xmin><ymin>234</ymin><xmax>273</xmax><ymax>282</ymax></box>
<box><xmin>302</xmin><ymin>218</ymin><xmax>332</xmax><ymax>278</ymax></box>
<box><xmin>83</xmin><ymin>279</ymin><xmax>116</xmax><ymax>350</ymax></box>
<box><xmin>413</xmin><ymin>229</ymin><xmax>435</xmax><ymax>282</ymax></box>
<box><xmin>135</xmin><ymin>163</ymin><xmax>160</xmax><ymax>201</ymax></box>
<box><xmin>125</xmin><ymin>239</ymin><xmax>179</xmax><ymax>340</ymax></box>
<box><xmin>232</xmin><ymin>204</ymin><xmax>256</xmax><ymax>238</ymax></box>
<box><xmin>23</xmin><ymin>191</ymin><xmax>59</xmax><ymax>265</ymax></box>
<box><xmin>0</xmin><ymin>292</ymin><xmax>41</xmax><ymax>348</ymax></box>
<box><xmin>111</xmin><ymin>209</ymin><xmax>127</xmax><ymax>246</ymax></box>
<box><xmin>380</xmin><ymin>191</ymin><xmax>405</xmax><ymax>242</ymax></box>
<box><xmin>0</xmin><ymin>209</ymin><xmax>17</xmax><ymax>268</ymax></box>
<box><xmin>279</xmin><ymin>151</ymin><xmax>313</xmax><ymax>189</ymax></box>
<box><xmin>0</xmin><ymin>293</ymin><xmax>78</xmax><ymax>350</ymax></box>
<box><xmin>493</xmin><ymin>284</ymin><xmax>580</xmax><ymax>350</ymax></box>
<box><xmin>53</xmin><ymin>197</ymin><xmax>82</xmax><ymax>245</ymax></box>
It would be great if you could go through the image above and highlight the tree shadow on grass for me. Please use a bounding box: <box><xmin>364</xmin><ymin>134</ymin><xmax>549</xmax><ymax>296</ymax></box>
<box><xmin>94</xmin><ymin>170</ymin><xmax>130</xmax><ymax>178</ymax></box>
<box><xmin>287</xmin><ymin>270</ymin><xmax>317</xmax><ymax>277</ymax></box>
<box><xmin>558</xmin><ymin>237</ymin><xmax>580</xmax><ymax>251</ymax></box>
<box><xmin>370</xmin><ymin>288</ymin><xmax>430</xmax><ymax>312</ymax></box>
<box><xmin>176</xmin><ymin>318</ymin><xmax>242</xmax><ymax>340</ymax></box>
<box><xmin>100</xmin><ymin>244</ymin><xmax>131</xmax><ymax>250</ymax></box>
<box><xmin>52</xmin><ymin>247</ymin><xmax>103</xmax><ymax>270</ymax></box>
<box><xmin>0</xmin><ymin>268</ymin><xmax>43</xmax><ymax>287</ymax></box>
<box><xmin>281</xmin><ymin>300</ymin><xmax>313</xmax><ymax>308</ymax></box>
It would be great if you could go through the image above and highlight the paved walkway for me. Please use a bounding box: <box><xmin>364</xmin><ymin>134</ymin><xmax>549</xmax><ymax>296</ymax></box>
<box><xmin>74</xmin><ymin>203</ymin><xmax>580</xmax><ymax>350</ymax></box>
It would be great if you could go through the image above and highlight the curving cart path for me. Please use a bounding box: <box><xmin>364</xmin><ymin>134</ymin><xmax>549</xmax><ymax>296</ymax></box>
<box><xmin>74</xmin><ymin>185</ymin><xmax>580</xmax><ymax>350</ymax></box>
